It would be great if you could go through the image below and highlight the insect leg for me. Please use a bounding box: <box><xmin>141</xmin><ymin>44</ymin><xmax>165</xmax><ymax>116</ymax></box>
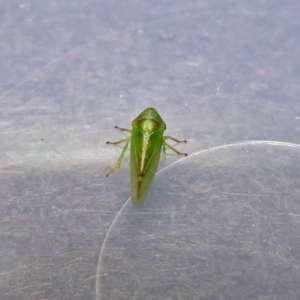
<box><xmin>106</xmin><ymin>138</ymin><xmax>130</xmax><ymax>177</ymax></box>
<box><xmin>114</xmin><ymin>126</ymin><xmax>132</xmax><ymax>133</ymax></box>
<box><xmin>162</xmin><ymin>144</ymin><xmax>167</xmax><ymax>156</ymax></box>
<box><xmin>164</xmin><ymin>136</ymin><xmax>187</xmax><ymax>144</ymax></box>
<box><xmin>106</xmin><ymin>137</ymin><xmax>130</xmax><ymax>146</ymax></box>
<box><xmin>106</xmin><ymin>125</ymin><xmax>131</xmax><ymax>145</ymax></box>
<box><xmin>163</xmin><ymin>136</ymin><xmax>188</xmax><ymax>156</ymax></box>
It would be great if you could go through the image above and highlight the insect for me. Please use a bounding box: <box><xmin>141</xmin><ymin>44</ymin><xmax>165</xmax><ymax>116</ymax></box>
<box><xmin>106</xmin><ymin>107</ymin><xmax>187</xmax><ymax>205</ymax></box>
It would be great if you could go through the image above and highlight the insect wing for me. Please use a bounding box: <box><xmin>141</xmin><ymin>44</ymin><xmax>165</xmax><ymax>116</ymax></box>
<box><xmin>130</xmin><ymin>125</ymin><xmax>164</xmax><ymax>205</ymax></box>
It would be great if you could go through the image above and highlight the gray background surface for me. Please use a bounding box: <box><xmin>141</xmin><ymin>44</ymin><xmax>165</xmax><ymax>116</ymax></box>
<box><xmin>1</xmin><ymin>0</ymin><xmax>300</xmax><ymax>299</ymax></box>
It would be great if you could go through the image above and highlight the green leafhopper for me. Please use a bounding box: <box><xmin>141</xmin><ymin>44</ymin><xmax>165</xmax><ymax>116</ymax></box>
<box><xmin>106</xmin><ymin>107</ymin><xmax>187</xmax><ymax>205</ymax></box>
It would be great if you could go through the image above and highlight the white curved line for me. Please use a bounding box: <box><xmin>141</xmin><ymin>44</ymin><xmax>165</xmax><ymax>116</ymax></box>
<box><xmin>158</xmin><ymin>140</ymin><xmax>300</xmax><ymax>173</ymax></box>
<box><xmin>95</xmin><ymin>139</ymin><xmax>300</xmax><ymax>299</ymax></box>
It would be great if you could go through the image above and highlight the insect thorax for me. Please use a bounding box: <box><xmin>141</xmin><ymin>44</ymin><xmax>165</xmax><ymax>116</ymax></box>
<box><xmin>137</xmin><ymin>119</ymin><xmax>165</xmax><ymax>134</ymax></box>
